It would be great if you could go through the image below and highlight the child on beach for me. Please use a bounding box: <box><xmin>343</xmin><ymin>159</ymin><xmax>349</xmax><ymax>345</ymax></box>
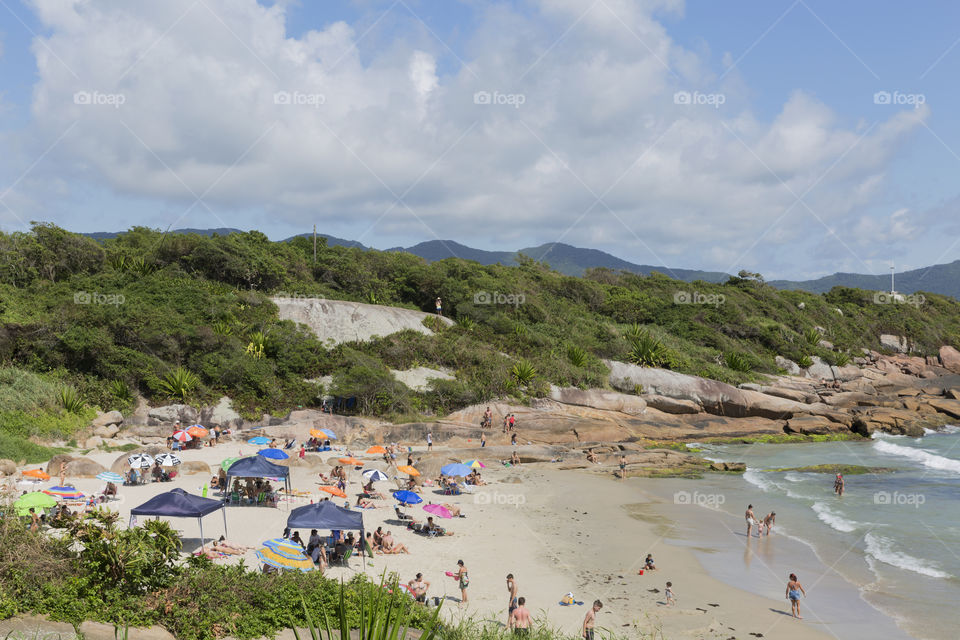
<box><xmin>665</xmin><ymin>581</ymin><xmax>676</xmax><ymax>606</ymax></box>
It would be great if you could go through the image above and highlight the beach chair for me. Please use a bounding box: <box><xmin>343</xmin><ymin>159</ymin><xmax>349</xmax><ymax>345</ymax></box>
<box><xmin>443</xmin><ymin>484</ymin><xmax>461</xmax><ymax>496</ymax></box>
<box><xmin>339</xmin><ymin>548</ymin><xmax>352</xmax><ymax>567</ymax></box>
<box><xmin>394</xmin><ymin>506</ymin><xmax>412</xmax><ymax>521</ymax></box>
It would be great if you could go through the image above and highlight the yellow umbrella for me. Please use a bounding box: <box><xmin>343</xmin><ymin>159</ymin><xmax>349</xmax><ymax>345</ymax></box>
<box><xmin>255</xmin><ymin>546</ymin><xmax>314</xmax><ymax>572</ymax></box>
<box><xmin>310</xmin><ymin>429</ymin><xmax>326</xmax><ymax>438</ymax></box>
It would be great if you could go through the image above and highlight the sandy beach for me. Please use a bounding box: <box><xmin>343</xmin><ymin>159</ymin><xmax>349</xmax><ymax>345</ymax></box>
<box><xmin>10</xmin><ymin>434</ymin><xmax>853</xmax><ymax>640</ymax></box>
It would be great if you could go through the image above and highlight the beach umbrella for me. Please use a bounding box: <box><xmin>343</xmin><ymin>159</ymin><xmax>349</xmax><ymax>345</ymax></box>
<box><xmin>338</xmin><ymin>457</ymin><xmax>363</xmax><ymax>466</ymax></box>
<box><xmin>43</xmin><ymin>486</ymin><xmax>84</xmax><ymax>500</ymax></box>
<box><xmin>155</xmin><ymin>453</ymin><xmax>182</xmax><ymax>467</ymax></box>
<box><xmin>441</xmin><ymin>463</ymin><xmax>473</xmax><ymax>477</ymax></box>
<box><xmin>262</xmin><ymin>537</ymin><xmax>309</xmax><ymax>559</ymax></box>
<box><xmin>14</xmin><ymin>491</ymin><xmax>58</xmax><ymax>515</ymax></box>
<box><xmin>22</xmin><ymin>469</ymin><xmax>50</xmax><ymax>480</ymax></box>
<box><xmin>366</xmin><ymin>445</ymin><xmax>387</xmax><ymax>454</ymax></box>
<box><xmin>320</xmin><ymin>486</ymin><xmax>347</xmax><ymax>498</ymax></box>
<box><xmin>127</xmin><ymin>454</ymin><xmax>155</xmax><ymax>468</ymax></box>
<box><xmin>248</xmin><ymin>436</ymin><xmax>271</xmax><ymax>445</ymax></box>
<box><xmin>320</xmin><ymin>429</ymin><xmax>337</xmax><ymax>440</ymax></box>
<box><xmin>258</xmin><ymin>448</ymin><xmax>289</xmax><ymax>460</ymax></box>
<box><xmin>186</xmin><ymin>424</ymin><xmax>208</xmax><ymax>438</ymax></box>
<box><xmin>255</xmin><ymin>547</ymin><xmax>314</xmax><ymax>572</ymax></box>
<box><xmin>392</xmin><ymin>490</ymin><xmax>422</xmax><ymax>505</ymax></box>
<box><xmin>171</xmin><ymin>430</ymin><xmax>193</xmax><ymax>443</ymax></box>
<box><xmin>362</xmin><ymin>469</ymin><xmax>389</xmax><ymax>482</ymax></box>
<box><xmin>309</xmin><ymin>429</ymin><xmax>326</xmax><ymax>438</ymax></box>
<box><xmin>465</xmin><ymin>459</ymin><xmax>486</xmax><ymax>469</ymax></box>
<box><xmin>220</xmin><ymin>456</ymin><xmax>247</xmax><ymax>471</ymax></box>
<box><xmin>96</xmin><ymin>471</ymin><xmax>124</xmax><ymax>483</ymax></box>
<box><xmin>397</xmin><ymin>465</ymin><xmax>420</xmax><ymax>477</ymax></box>
<box><xmin>423</xmin><ymin>503</ymin><xmax>453</xmax><ymax>519</ymax></box>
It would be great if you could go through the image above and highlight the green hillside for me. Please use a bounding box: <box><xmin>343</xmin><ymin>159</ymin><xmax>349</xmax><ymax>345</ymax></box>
<box><xmin>2</xmin><ymin>224</ymin><xmax>959</xmax><ymax>460</ymax></box>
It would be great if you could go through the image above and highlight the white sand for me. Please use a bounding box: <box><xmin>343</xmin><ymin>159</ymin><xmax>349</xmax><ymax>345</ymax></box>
<box><xmin>20</xmin><ymin>440</ymin><xmax>832</xmax><ymax>639</ymax></box>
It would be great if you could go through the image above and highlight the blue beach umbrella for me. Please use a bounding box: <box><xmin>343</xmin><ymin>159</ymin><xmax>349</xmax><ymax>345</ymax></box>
<box><xmin>258</xmin><ymin>448</ymin><xmax>289</xmax><ymax>460</ymax></box>
<box><xmin>96</xmin><ymin>471</ymin><xmax>124</xmax><ymax>483</ymax></box>
<box><xmin>362</xmin><ymin>469</ymin><xmax>389</xmax><ymax>482</ymax></box>
<box><xmin>262</xmin><ymin>537</ymin><xmax>308</xmax><ymax>559</ymax></box>
<box><xmin>392</xmin><ymin>490</ymin><xmax>422</xmax><ymax>505</ymax></box>
<box><xmin>256</xmin><ymin>547</ymin><xmax>314</xmax><ymax>572</ymax></box>
<box><xmin>320</xmin><ymin>429</ymin><xmax>337</xmax><ymax>440</ymax></box>
<box><xmin>248</xmin><ymin>436</ymin><xmax>271</xmax><ymax>445</ymax></box>
<box><xmin>441</xmin><ymin>463</ymin><xmax>473</xmax><ymax>477</ymax></box>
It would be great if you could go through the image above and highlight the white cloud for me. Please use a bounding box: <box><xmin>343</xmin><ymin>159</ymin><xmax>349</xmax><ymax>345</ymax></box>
<box><xmin>6</xmin><ymin>0</ymin><xmax>928</xmax><ymax>276</ymax></box>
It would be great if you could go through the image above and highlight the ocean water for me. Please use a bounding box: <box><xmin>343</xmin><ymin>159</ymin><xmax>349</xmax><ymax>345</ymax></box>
<box><xmin>640</xmin><ymin>428</ymin><xmax>960</xmax><ymax>640</ymax></box>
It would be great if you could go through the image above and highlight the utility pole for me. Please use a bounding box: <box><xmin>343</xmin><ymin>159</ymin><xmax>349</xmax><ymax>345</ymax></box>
<box><xmin>890</xmin><ymin>264</ymin><xmax>895</xmax><ymax>294</ymax></box>
<box><xmin>313</xmin><ymin>224</ymin><xmax>317</xmax><ymax>264</ymax></box>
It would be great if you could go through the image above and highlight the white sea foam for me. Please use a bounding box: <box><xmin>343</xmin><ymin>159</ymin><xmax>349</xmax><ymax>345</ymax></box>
<box><xmin>864</xmin><ymin>533</ymin><xmax>951</xmax><ymax>579</ymax></box>
<box><xmin>872</xmin><ymin>438</ymin><xmax>960</xmax><ymax>475</ymax></box>
<box><xmin>784</xmin><ymin>472</ymin><xmax>805</xmax><ymax>483</ymax></box>
<box><xmin>812</xmin><ymin>501</ymin><xmax>859</xmax><ymax>533</ymax></box>
<box><xmin>742</xmin><ymin>469</ymin><xmax>776</xmax><ymax>492</ymax></box>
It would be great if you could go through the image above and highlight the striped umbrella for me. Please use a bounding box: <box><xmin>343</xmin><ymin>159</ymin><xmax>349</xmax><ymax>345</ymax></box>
<box><xmin>258</xmin><ymin>448</ymin><xmax>289</xmax><ymax>460</ymax></box>
<box><xmin>43</xmin><ymin>486</ymin><xmax>84</xmax><ymax>499</ymax></box>
<box><xmin>127</xmin><ymin>454</ymin><xmax>155</xmax><ymax>468</ymax></box>
<box><xmin>256</xmin><ymin>547</ymin><xmax>314</xmax><ymax>572</ymax></box>
<box><xmin>262</xmin><ymin>537</ymin><xmax>309</xmax><ymax>560</ymax></box>
<box><xmin>155</xmin><ymin>453</ymin><xmax>182</xmax><ymax>467</ymax></box>
<box><xmin>186</xmin><ymin>424</ymin><xmax>209</xmax><ymax>438</ymax></box>
<box><xmin>320</xmin><ymin>429</ymin><xmax>337</xmax><ymax>440</ymax></box>
<box><xmin>171</xmin><ymin>430</ymin><xmax>193</xmax><ymax>443</ymax></box>
<box><xmin>465</xmin><ymin>459</ymin><xmax>486</xmax><ymax>469</ymax></box>
<box><xmin>96</xmin><ymin>471</ymin><xmax>124</xmax><ymax>483</ymax></box>
<box><xmin>362</xmin><ymin>469</ymin><xmax>389</xmax><ymax>482</ymax></box>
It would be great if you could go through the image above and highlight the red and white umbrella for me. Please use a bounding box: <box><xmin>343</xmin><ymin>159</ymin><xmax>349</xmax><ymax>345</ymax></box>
<box><xmin>172</xmin><ymin>430</ymin><xmax>193</xmax><ymax>443</ymax></box>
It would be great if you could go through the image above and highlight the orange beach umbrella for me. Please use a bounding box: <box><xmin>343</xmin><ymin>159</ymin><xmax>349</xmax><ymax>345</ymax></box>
<box><xmin>339</xmin><ymin>457</ymin><xmax>363</xmax><ymax>466</ymax></box>
<box><xmin>23</xmin><ymin>469</ymin><xmax>50</xmax><ymax>480</ymax></box>
<box><xmin>397</xmin><ymin>465</ymin><xmax>420</xmax><ymax>477</ymax></box>
<box><xmin>320</xmin><ymin>486</ymin><xmax>347</xmax><ymax>498</ymax></box>
<box><xmin>310</xmin><ymin>429</ymin><xmax>326</xmax><ymax>438</ymax></box>
<box><xmin>366</xmin><ymin>446</ymin><xmax>387</xmax><ymax>454</ymax></box>
<box><xmin>186</xmin><ymin>424</ymin><xmax>209</xmax><ymax>438</ymax></box>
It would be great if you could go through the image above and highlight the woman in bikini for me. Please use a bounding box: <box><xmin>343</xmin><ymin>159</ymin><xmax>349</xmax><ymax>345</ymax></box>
<box><xmin>454</xmin><ymin>559</ymin><xmax>469</xmax><ymax>603</ymax></box>
<box><xmin>786</xmin><ymin>573</ymin><xmax>806</xmax><ymax>619</ymax></box>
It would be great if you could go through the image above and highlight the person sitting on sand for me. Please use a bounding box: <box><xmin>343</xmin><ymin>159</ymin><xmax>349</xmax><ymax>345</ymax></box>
<box><xmin>425</xmin><ymin>516</ymin><xmax>453</xmax><ymax>536</ymax></box>
<box><xmin>311</xmin><ymin>542</ymin><xmax>328</xmax><ymax>569</ymax></box>
<box><xmin>408</xmin><ymin>573</ymin><xmax>430</xmax><ymax>603</ymax></box>
<box><xmin>441</xmin><ymin>502</ymin><xmax>463</xmax><ymax>517</ymax></box>
<box><xmin>511</xmin><ymin>451</ymin><xmax>521</xmax><ymax>466</ymax></box>
<box><xmin>643</xmin><ymin>554</ymin><xmax>656</xmax><ymax>571</ymax></box>
<box><xmin>291</xmin><ymin>531</ymin><xmax>305</xmax><ymax>548</ymax></box>
<box><xmin>380</xmin><ymin>531</ymin><xmax>410</xmax><ymax>554</ymax></box>
<box><xmin>362</xmin><ymin>480</ymin><xmax>386</xmax><ymax>499</ymax></box>
<box><xmin>406</xmin><ymin>478</ymin><xmax>420</xmax><ymax>492</ymax></box>
<box><xmin>210</xmin><ymin>475</ymin><xmax>219</xmax><ymax>490</ymax></box>
<box><xmin>103</xmin><ymin>482</ymin><xmax>117</xmax><ymax>498</ymax></box>
<box><xmin>356</xmin><ymin>495</ymin><xmax>377</xmax><ymax>509</ymax></box>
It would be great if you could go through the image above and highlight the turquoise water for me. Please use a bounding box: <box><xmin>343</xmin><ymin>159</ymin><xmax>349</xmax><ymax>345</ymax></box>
<box><xmin>644</xmin><ymin>428</ymin><xmax>960</xmax><ymax>640</ymax></box>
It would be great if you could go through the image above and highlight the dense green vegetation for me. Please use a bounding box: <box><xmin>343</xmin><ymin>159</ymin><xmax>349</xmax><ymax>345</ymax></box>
<box><xmin>2</xmin><ymin>224</ymin><xmax>960</xmax><ymax>453</ymax></box>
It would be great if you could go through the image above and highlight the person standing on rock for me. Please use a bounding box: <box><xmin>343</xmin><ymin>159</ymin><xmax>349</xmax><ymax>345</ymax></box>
<box><xmin>483</xmin><ymin>406</ymin><xmax>493</xmax><ymax>429</ymax></box>
<box><xmin>435</xmin><ymin>297</ymin><xmax>442</xmax><ymax>316</ymax></box>
<box><xmin>427</xmin><ymin>433</ymin><xmax>433</xmax><ymax>451</ymax></box>
<box><xmin>619</xmin><ymin>455</ymin><xmax>626</xmax><ymax>480</ymax></box>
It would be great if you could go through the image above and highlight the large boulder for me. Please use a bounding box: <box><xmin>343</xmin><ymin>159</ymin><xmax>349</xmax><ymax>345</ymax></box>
<box><xmin>0</xmin><ymin>459</ymin><xmax>16</xmax><ymax>476</ymax></box>
<box><xmin>201</xmin><ymin>396</ymin><xmax>243</xmax><ymax>428</ymax></box>
<box><xmin>180</xmin><ymin>461</ymin><xmax>211</xmax><ymax>475</ymax></box>
<box><xmin>45</xmin><ymin>454</ymin><xmax>76</xmax><ymax>476</ymax></box>
<box><xmin>148</xmin><ymin>404</ymin><xmax>199</xmax><ymax>426</ymax></box>
<box><xmin>93</xmin><ymin>424</ymin><xmax>120</xmax><ymax>439</ymax></box>
<box><xmin>939</xmin><ymin>346</ymin><xmax>960</xmax><ymax>374</ymax></box>
<box><xmin>927</xmin><ymin>398</ymin><xmax>960</xmax><ymax>420</ymax></box>
<box><xmin>84</xmin><ymin>436</ymin><xmax>104</xmax><ymax>448</ymax></box>
<box><xmin>91</xmin><ymin>410</ymin><xmax>124</xmax><ymax>429</ymax></box>
<box><xmin>775</xmin><ymin>356</ymin><xmax>801</xmax><ymax>376</ymax></box>
<box><xmin>785</xmin><ymin>415</ymin><xmax>847</xmax><ymax>435</ymax></box>
<box><xmin>805</xmin><ymin>356</ymin><xmax>835</xmax><ymax>381</ymax></box>
<box><xmin>880</xmin><ymin>334</ymin><xmax>910</xmax><ymax>353</ymax></box>
<box><xmin>549</xmin><ymin>386</ymin><xmax>647</xmax><ymax>416</ymax></box>
<box><xmin>66</xmin><ymin>457</ymin><xmax>107</xmax><ymax>478</ymax></box>
<box><xmin>392</xmin><ymin>367</ymin><xmax>455</xmax><ymax>392</ymax></box>
<box><xmin>644</xmin><ymin>394</ymin><xmax>700</xmax><ymax>414</ymax></box>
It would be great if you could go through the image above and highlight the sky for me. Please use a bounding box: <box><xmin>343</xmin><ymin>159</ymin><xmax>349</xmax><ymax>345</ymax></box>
<box><xmin>1</xmin><ymin>0</ymin><xmax>959</xmax><ymax>279</ymax></box>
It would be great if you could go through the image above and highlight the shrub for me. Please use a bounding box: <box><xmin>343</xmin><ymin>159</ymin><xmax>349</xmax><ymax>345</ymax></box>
<box><xmin>510</xmin><ymin>359</ymin><xmax>537</xmax><ymax>386</ymax></box>
<box><xmin>723</xmin><ymin>352</ymin><xmax>753</xmax><ymax>373</ymax></box>
<box><xmin>797</xmin><ymin>354</ymin><xmax>814</xmax><ymax>369</ymax></box>
<box><xmin>627</xmin><ymin>330</ymin><xmax>669</xmax><ymax>368</ymax></box>
<box><xmin>56</xmin><ymin>386</ymin><xmax>85</xmax><ymax>414</ymax></box>
<box><xmin>156</xmin><ymin>366</ymin><xmax>201</xmax><ymax>401</ymax></box>
<box><xmin>566</xmin><ymin>345</ymin><xmax>588</xmax><ymax>368</ymax></box>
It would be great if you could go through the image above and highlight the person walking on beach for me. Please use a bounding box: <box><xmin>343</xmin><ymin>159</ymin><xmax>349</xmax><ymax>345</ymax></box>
<box><xmin>834</xmin><ymin>473</ymin><xmax>844</xmax><ymax>496</ymax></box>
<box><xmin>619</xmin><ymin>455</ymin><xmax>627</xmax><ymax>480</ymax></box>
<box><xmin>746</xmin><ymin>504</ymin><xmax>758</xmax><ymax>538</ymax></box>
<box><xmin>480</xmin><ymin>432</ymin><xmax>486</xmax><ymax>448</ymax></box>
<box><xmin>786</xmin><ymin>573</ymin><xmax>806</xmax><ymax>619</ymax></box>
<box><xmin>664</xmin><ymin>581</ymin><xmax>676</xmax><ymax>606</ymax></box>
<box><xmin>453</xmin><ymin>559</ymin><xmax>469</xmax><ymax>603</ymax></box>
<box><xmin>582</xmin><ymin>600</ymin><xmax>602</xmax><ymax>640</ymax></box>
<box><xmin>427</xmin><ymin>432</ymin><xmax>433</xmax><ymax>451</ymax></box>
<box><xmin>506</xmin><ymin>573</ymin><xmax>519</xmax><ymax>624</ymax></box>
<box><xmin>763</xmin><ymin>511</ymin><xmax>776</xmax><ymax>536</ymax></box>
<box><xmin>509</xmin><ymin>596</ymin><xmax>531</xmax><ymax>635</ymax></box>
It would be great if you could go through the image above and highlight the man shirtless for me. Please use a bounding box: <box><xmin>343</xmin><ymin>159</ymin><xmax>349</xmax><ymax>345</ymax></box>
<box><xmin>509</xmin><ymin>596</ymin><xmax>531</xmax><ymax>635</ymax></box>
<box><xmin>745</xmin><ymin>504</ymin><xmax>759</xmax><ymax>538</ymax></box>
<box><xmin>506</xmin><ymin>574</ymin><xmax>519</xmax><ymax>624</ymax></box>
<box><xmin>582</xmin><ymin>600</ymin><xmax>602</xmax><ymax>640</ymax></box>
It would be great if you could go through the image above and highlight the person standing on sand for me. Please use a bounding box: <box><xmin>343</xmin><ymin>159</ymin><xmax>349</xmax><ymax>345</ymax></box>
<box><xmin>834</xmin><ymin>473</ymin><xmax>844</xmax><ymax>496</ymax></box>
<box><xmin>453</xmin><ymin>559</ymin><xmax>469</xmax><ymax>603</ymax></box>
<box><xmin>619</xmin><ymin>455</ymin><xmax>626</xmax><ymax>480</ymax></box>
<box><xmin>745</xmin><ymin>505</ymin><xmax>758</xmax><ymax>538</ymax></box>
<box><xmin>582</xmin><ymin>600</ymin><xmax>602</xmax><ymax>640</ymax></box>
<box><xmin>786</xmin><ymin>573</ymin><xmax>806</xmax><ymax>618</ymax></box>
<box><xmin>59</xmin><ymin>462</ymin><xmax>66</xmax><ymax>487</ymax></box>
<box><xmin>664</xmin><ymin>581</ymin><xmax>676</xmax><ymax>606</ymax></box>
<box><xmin>506</xmin><ymin>573</ymin><xmax>519</xmax><ymax>624</ymax></box>
<box><xmin>509</xmin><ymin>596</ymin><xmax>531</xmax><ymax>635</ymax></box>
<box><xmin>480</xmin><ymin>432</ymin><xmax>486</xmax><ymax>448</ymax></box>
<box><xmin>427</xmin><ymin>432</ymin><xmax>433</xmax><ymax>451</ymax></box>
<box><xmin>763</xmin><ymin>511</ymin><xmax>776</xmax><ymax>536</ymax></box>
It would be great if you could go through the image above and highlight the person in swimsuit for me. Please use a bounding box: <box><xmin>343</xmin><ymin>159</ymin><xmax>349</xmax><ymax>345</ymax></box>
<box><xmin>582</xmin><ymin>600</ymin><xmax>602</xmax><ymax>640</ymax></box>
<box><xmin>665</xmin><ymin>581</ymin><xmax>676</xmax><ymax>606</ymax></box>
<box><xmin>506</xmin><ymin>573</ymin><xmax>518</xmax><ymax>624</ymax></box>
<box><xmin>786</xmin><ymin>573</ymin><xmax>806</xmax><ymax>618</ymax></box>
<box><xmin>408</xmin><ymin>572</ymin><xmax>430</xmax><ymax>603</ymax></box>
<box><xmin>454</xmin><ymin>559</ymin><xmax>469</xmax><ymax>603</ymax></box>
<box><xmin>619</xmin><ymin>455</ymin><xmax>627</xmax><ymax>479</ymax></box>
<box><xmin>745</xmin><ymin>504</ymin><xmax>758</xmax><ymax>538</ymax></box>
<box><xmin>509</xmin><ymin>596</ymin><xmax>531</xmax><ymax>635</ymax></box>
<box><xmin>834</xmin><ymin>473</ymin><xmax>844</xmax><ymax>496</ymax></box>
<box><xmin>763</xmin><ymin>512</ymin><xmax>776</xmax><ymax>536</ymax></box>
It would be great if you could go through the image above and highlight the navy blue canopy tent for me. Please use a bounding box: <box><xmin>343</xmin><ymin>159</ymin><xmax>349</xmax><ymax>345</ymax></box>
<box><xmin>129</xmin><ymin>488</ymin><xmax>227</xmax><ymax>548</ymax></box>
<box><xmin>287</xmin><ymin>501</ymin><xmax>367</xmax><ymax>557</ymax></box>
<box><xmin>225</xmin><ymin>455</ymin><xmax>292</xmax><ymax>497</ymax></box>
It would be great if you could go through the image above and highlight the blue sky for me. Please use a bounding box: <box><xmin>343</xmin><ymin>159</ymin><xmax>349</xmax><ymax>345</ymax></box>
<box><xmin>1</xmin><ymin>0</ymin><xmax>958</xmax><ymax>278</ymax></box>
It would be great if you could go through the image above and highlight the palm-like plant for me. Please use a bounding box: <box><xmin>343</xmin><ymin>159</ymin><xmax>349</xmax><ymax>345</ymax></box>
<box><xmin>804</xmin><ymin>327</ymin><xmax>822</xmax><ymax>347</ymax></box>
<box><xmin>211</xmin><ymin>320</ymin><xmax>232</xmax><ymax>336</ymax></box>
<box><xmin>627</xmin><ymin>329</ymin><xmax>668</xmax><ymax>367</ymax></box>
<box><xmin>156</xmin><ymin>366</ymin><xmax>200</xmax><ymax>401</ymax></box>
<box><xmin>57</xmin><ymin>386</ymin><xmax>85</xmax><ymax>414</ymax></box>
<box><xmin>456</xmin><ymin>315</ymin><xmax>476</xmax><ymax>331</ymax></box>
<box><xmin>724</xmin><ymin>352</ymin><xmax>753</xmax><ymax>372</ymax></box>
<box><xmin>567</xmin><ymin>345</ymin><xmax>588</xmax><ymax>368</ymax></box>
<box><xmin>833</xmin><ymin>351</ymin><xmax>851</xmax><ymax>367</ymax></box>
<box><xmin>511</xmin><ymin>359</ymin><xmax>537</xmax><ymax>386</ymax></box>
<box><xmin>110</xmin><ymin>379</ymin><xmax>133</xmax><ymax>402</ymax></box>
<box><xmin>797</xmin><ymin>354</ymin><xmax>814</xmax><ymax>369</ymax></box>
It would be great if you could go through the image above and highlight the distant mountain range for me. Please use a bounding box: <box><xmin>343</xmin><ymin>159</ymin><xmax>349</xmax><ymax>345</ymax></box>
<box><xmin>83</xmin><ymin>228</ymin><xmax>960</xmax><ymax>299</ymax></box>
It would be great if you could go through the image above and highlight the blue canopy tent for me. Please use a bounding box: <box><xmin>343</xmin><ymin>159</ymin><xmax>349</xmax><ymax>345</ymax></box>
<box><xmin>287</xmin><ymin>501</ymin><xmax>367</xmax><ymax>558</ymax></box>
<box><xmin>129</xmin><ymin>488</ymin><xmax>227</xmax><ymax>549</ymax></box>
<box><xmin>224</xmin><ymin>455</ymin><xmax>292</xmax><ymax>499</ymax></box>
